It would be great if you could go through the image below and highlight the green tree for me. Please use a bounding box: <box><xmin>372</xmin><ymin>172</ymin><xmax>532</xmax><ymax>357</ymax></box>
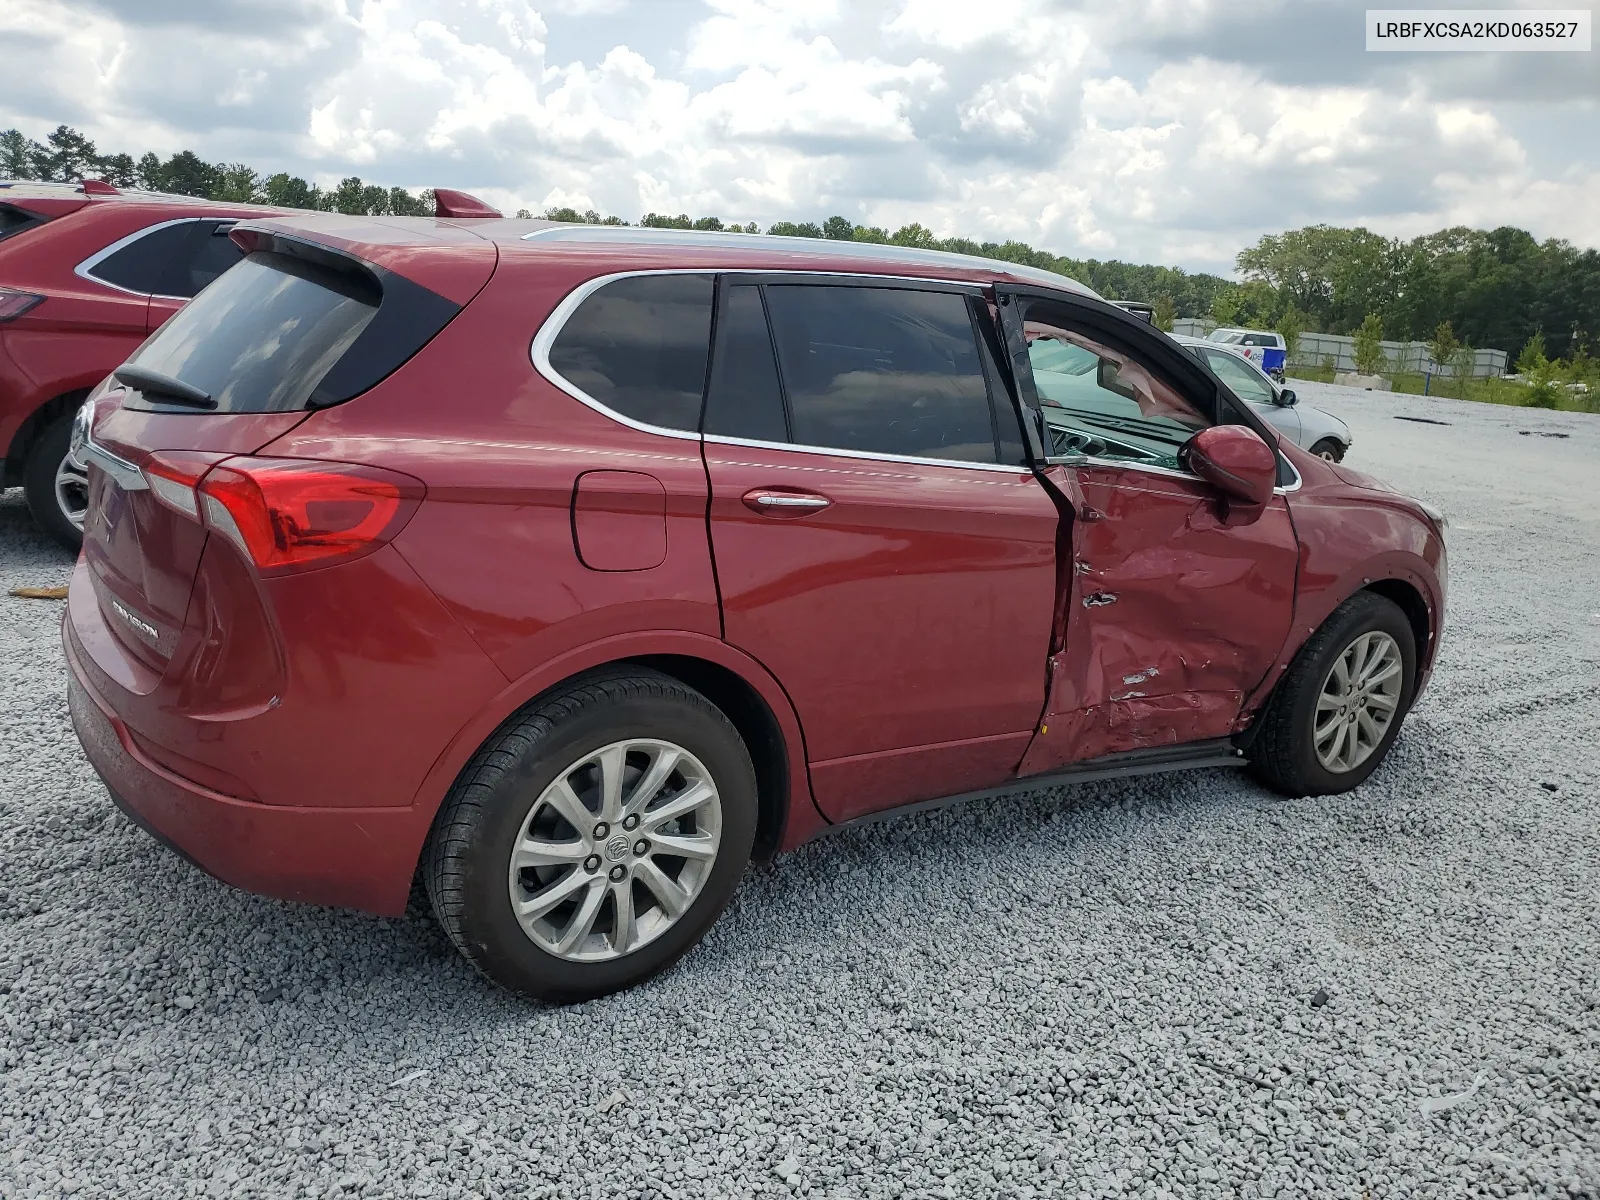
<box><xmin>641</xmin><ymin>212</ymin><xmax>694</xmax><ymax>229</ymax></box>
<box><xmin>33</xmin><ymin>124</ymin><xmax>99</xmax><ymax>182</ymax></box>
<box><xmin>135</xmin><ymin>152</ymin><xmax>163</xmax><ymax>190</ymax></box>
<box><xmin>768</xmin><ymin>220</ymin><xmax>821</xmax><ymax>237</ymax></box>
<box><xmin>1210</xmin><ymin>287</ymin><xmax>1242</xmax><ymax>327</ymax></box>
<box><xmin>1</xmin><ymin>129</ymin><xmax>40</xmax><ymax>178</ymax></box>
<box><xmin>388</xmin><ymin>187</ymin><xmax>431</xmax><ymax>216</ymax></box>
<box><xmin>153</xmin><ymin>151</ymin><xmax>220</xmax><ymax>197</ymax></box>
<box><xmin>1275</xmin><ymin>306</ymin><xmax>1306</xmax><ymax>363</ymax></box>
<box><xmin>1447</xmin><ymin>343</ymin><xmax>1476</xmax><ymax>396</ymax></box>
<box><xmin>1152</xmin><ymin>294</ymin><xmax>1176</xmax><ymax>333</ymax></box>
<box><xmin>262</xmin><ymin>172</ymin><xmax>317</xmax><ymax>209</ymax></box>
<box><xmin>692</xmin><ymin>216</ymin><xmax>725</xmax><ymax>231</ymax></box>
<box><xmin>1515</xmin><ymin>331</ymin><xmax>1548</xmax><ymax>375</ymax></box>
<box><xmin>890</xmin><ymin>222</ymin><xmax>938</xmax><ymax>249</ymax></box>
<box><xmin>1352</xmin><ymin>313</ymin><xmax>1388</xmax><ymax>375</ymax></box>
<box><xmin>851</xmin><ymin>224</ymin><xmax>889</xmax><ymax>243</ymax></box>
<box><xmin>212</xmin><ymin>163</ymin><xmax>262</xmax><ymax>203</ymax></box>
<box><xmin>95</xmin><ymin>152</ymin><xmax>138</xmax><ymax>187</ymax></box>
<box><xmin>1427</xmin><ymin>321</ymin><xmax>1460</xmax><ymax>376</ymax></box>
<box><xmin>822</xmin><ymin>215</ymin><xmax>853</xmax><ymax>240</ymax></box>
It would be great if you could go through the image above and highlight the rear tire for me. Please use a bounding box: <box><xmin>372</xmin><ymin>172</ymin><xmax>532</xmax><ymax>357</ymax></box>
<box><xmin>1248</xmin><ymin>591</ymin><xmax>1416</xmax><ymax>797</ymax></box>
<box><xmin>423</xmin><ymin>669</ymin><xmax>757</xmax><ymax>1003</ymax></box>
<box><xmin>1310</xmin><ymin>438</ymin><xmax>1345</xmax><ymax>463</ymax></box>
<box><xmin>22</xmin><ymin>411</ymin><xmax>87</xmax><ymax>552</ymax></box>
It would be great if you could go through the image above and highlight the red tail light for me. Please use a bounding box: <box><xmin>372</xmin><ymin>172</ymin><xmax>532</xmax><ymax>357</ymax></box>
<box><xmin>0</xmin><ymin>287</ymin><xmax>45</xmax><ymax>322</ymax></box>
<box><xmin>196</xmin><ymin>458</ymin><xmax>424</xmax><ymax>574</ymax></box>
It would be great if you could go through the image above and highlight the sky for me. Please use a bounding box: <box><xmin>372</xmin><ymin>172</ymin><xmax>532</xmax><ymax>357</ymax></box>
<box><xmin>1</xmin><ymin>0</ymin><xmax>1595</xmax><ymax>275</ymax></box>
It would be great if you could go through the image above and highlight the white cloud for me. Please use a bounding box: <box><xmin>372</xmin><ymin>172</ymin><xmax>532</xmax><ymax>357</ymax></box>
<box><xmin>0</xmin><ymin>0</ymin><xmax>1593</xmax><ymax>272</ymax></box>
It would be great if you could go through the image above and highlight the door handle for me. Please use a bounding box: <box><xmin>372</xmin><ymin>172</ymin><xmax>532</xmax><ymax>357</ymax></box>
<box><xmin>741</xmin><ymin>489</ymin><xmax>832</xmax><ymax>515</ymax></box>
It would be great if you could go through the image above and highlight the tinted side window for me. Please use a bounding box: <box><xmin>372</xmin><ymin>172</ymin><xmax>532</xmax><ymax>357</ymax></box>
<box><xmin>764</xmin><ymin>285</ymin><xmax>998</xmax><ymax>463</ymax></box>
<box><xmin>548</xmin><ymin>274</ymin><xmax>714</xmax><ymax>432</ymax></box>
<box><xmin>1204</xmin><ymin>350</ymin><xmax>1275</xmax><ymax>405</ymax></box>
<box><xmin>704</xmin><ymin>284</ymin><xmax>787</xmax><ymax>442</ymax></box>
<box><xmin>86</xmin><ymin>222</ymin><xmax>197</xmax><ymax>294</ymax></box>
<box><xmin>169</xmin><ymin>222</ymin><xmax>245</xmax><ymax>297</ymax></box>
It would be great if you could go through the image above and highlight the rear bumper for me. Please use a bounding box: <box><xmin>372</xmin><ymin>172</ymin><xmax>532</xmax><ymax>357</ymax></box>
<box><xmin>66</xmin><ymin>627</ymin><xmax>425</xmax><ymax>917</ymax></box>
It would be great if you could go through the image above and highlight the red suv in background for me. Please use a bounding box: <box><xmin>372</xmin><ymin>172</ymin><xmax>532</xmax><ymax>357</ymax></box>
<box><xmin>64</xmin><ymin>215</ymin><xmax>1447</xmax><ymax>1002</ymax></box>
<box><xmin>0</xmin><ymin>181</ymin><xmax>287</xmax><ymax>547</ymax></box>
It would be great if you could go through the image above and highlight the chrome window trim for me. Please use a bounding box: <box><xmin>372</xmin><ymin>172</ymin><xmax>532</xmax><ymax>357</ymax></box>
<box><xmin>1046</xmin><ymin>452</ymin><xmax>1301</xmax><ymax>495</ymax></box>
<box><xmin>74</xmin><ymin>216</ymin><xmax>211</xmax><ymax>301</ymax></box>
<box><xmin>530</xmin><ymin>268</ymin><xmax>1003</xmax><ymax>464</ymax></box>
<box><xmin>703</xmin><ymin>432</ymin><xmax>1029</xmax><ymax>474</ymax></box>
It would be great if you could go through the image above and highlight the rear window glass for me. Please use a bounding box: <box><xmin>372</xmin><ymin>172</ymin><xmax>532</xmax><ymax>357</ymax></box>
<box><xmin>547</xmin><ymin>274</ymin><xmax>714</xmax><ymax>432</ymax></box>
<box><xmin>86</xmin><ymin>221</ymin><xmax>197</xmax><ymax>294</ymax></box>
<box><xmin>0</xmin><ymin>203</ymin><xmax>49</xmax><ymax>243</ymax></box>
<box><xmin>123</xmin><ymin>251</ymin><xmax>379</xmax><ymax>413</ymax></box>
<box><xmin>764</xmin><ymin>285</ymin><xmax>999</xmax><ymax>463</ymax></box>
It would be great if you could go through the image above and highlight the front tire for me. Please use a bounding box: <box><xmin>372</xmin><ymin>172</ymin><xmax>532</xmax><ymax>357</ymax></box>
<box><xmin>22</xmin><ymin>411</ymin><xmax>88</xmax><ymax>552</ymax></box>
<box><xmin>1248</xmin><ymin>591</ymin><xmax>1417</xmax><ymax>797</ymax></box>
<box><xmin>423</xmin><ymin>669</ymin><xmax>757</xmax><ymax>1002</ymax></box>
<box><xmin>1309</xmin><ymin>437</ymin><xmax>1345</xmax><ymax>463</ymax></box>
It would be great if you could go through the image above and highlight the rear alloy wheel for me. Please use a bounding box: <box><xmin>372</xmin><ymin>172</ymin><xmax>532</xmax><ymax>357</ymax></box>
<box><xmin>1247</xmin><ymin>591</ymin><xmax>1417</xmax><ymax>797</ymax></box>
<box><xmin>507</xmin><ymin>738</ymin><xmax>723</xmax><ymax>962</ymax></box>
<box><xmin>424</xmin><ymin>669</ymin><xmax>756</xmax><ymax>1002</ymax></box>
<box><xmin>22</xmin><ymin>410</ymin><xmax>88</xmax><ymax>551</ymax></box>
<box><xmin>1310</xmin><ymin>438</ymin><xmax>1345</xmax><ymax>463</ymax></box>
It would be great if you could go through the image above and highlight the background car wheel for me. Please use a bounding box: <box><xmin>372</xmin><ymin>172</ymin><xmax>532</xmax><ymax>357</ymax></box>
<box><xmin>423</xmin><ymin>668</ymin><xmax>758</xmax><ymax>1002</ymax></box>
<box><xmin>1310</xmin><ymin>438</ymin><xmax>1345</xmax><ymax>463</ymax></box>
<box><xmin>22</xmin><ymin>411</ymin><xmax>88</xmax><ymax>552</ymax></box>
<box><xmin>1247</xmin><ymin>591</ymin><xmax>1417</xmax><ymax>798</ymax></box>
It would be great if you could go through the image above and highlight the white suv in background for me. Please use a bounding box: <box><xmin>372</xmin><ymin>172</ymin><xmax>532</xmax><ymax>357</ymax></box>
<box><xmin>1174</xmin><ymin>335</ymin><xmax>1352</xmax><ymax>462</ymax></box>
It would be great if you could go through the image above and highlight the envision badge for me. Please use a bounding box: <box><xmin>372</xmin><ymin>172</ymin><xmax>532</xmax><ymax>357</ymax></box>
<box><xmin>109</xmin><ymin>598</ymin><xmax>160</xmax><ymax>645</ymax></box>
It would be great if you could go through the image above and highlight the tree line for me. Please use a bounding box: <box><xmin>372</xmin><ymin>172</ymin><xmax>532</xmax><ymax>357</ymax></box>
<box><xmin>1</xmin><ymin>124</ymin><xmax>433</xmax><ymax>216</ymax></box>
<box><xmin>5</xmin><ymin>123</ymin><xmax>1594</xmax><ymax>366</ymax></box>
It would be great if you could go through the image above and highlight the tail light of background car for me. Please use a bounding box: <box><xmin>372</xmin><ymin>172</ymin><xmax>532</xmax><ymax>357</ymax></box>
<box><xmin>142</xmin><ymin>455</ymin><xmax>424</xmax><ymax>575</ymax></box>
<box><xmin>0</xmin><ymin>287</ymin><xmax>45</xmax><ymax>322</ymax></box>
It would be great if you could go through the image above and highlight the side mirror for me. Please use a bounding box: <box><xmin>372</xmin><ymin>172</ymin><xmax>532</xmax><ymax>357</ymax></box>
<box><xmin>1180</xmin><ymin>425</ymin><xmax>1277</xmax><ymax>524</ymax></box>
<box><xmin>1278</xmin><ymin>388</ymin><xmax>1298</xmax><ymax>407</ymax></box>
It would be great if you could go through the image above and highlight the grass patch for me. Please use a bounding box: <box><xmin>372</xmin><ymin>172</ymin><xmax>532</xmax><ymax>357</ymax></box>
<box><xmin>1287</xmin><ymin>366</ymin><xmax>1597</xmax><ymax>413</ymax></box>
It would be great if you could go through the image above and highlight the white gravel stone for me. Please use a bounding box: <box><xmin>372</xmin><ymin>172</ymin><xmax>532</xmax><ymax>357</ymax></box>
<box><xmin>0</xmin><ymin>382</ymin><xmax>1597</xmax><ymax>1198</ymax></box>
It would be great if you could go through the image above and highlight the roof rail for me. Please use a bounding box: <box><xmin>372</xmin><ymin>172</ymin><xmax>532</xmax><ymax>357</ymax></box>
<box><xmin>81</xmin><ymin>178</ymin><xmax>121</xmax><ymax>197</ymax></box>
<box><xmin>433</xmin><ymin>188</ymin><xmax>501</xmax><ymax>219</ymax></box>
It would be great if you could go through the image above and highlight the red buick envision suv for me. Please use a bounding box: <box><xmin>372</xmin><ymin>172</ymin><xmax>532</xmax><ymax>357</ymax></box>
<box><xmin>64</xmin><ymin>214</ymin><xmax>1447</xmax><ymax>1001</ymax></box>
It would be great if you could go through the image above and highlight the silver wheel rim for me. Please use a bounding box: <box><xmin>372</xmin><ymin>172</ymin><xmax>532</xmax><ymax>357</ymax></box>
<box><xmin>55</xmin><ymin>452</ymin><xmax>90</xmax><ymax>530</ymax></box>
<box><xmin>1314</xmin><ymin>631</ymin><xmax>1403</xmax><ymax>773</ymax></box>
<box><xmin>1318</xmin><ymin>445</ymin><xmax>1338</xmax><ymax>461</ymax></box>
<box><xmin>506</xmin><ymin>739</ymin><xmax>722</xmax><ymax>963</ymax></box>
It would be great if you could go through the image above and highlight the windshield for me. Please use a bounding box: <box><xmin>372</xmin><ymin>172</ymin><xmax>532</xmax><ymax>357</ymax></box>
<box><xmin>124</xmin><ymin>251</ymin><xmax>379</xmax><ymax>413</ymax></box>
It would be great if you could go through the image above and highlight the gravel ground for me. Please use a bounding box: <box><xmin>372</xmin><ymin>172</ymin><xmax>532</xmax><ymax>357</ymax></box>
<box><xmin>1</xmin><ymin>382</ymin><xmax>1597</xmax><ymax>1200</ymax></box>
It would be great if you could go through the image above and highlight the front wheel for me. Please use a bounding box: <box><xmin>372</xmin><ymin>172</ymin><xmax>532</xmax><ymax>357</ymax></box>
<box><xmin>1309</xmin><ymin>437</ymin><xmax>1345</xmax><ymax>463</ymax></box>
<box><xmin>22</xmin><ymin>411</ymin><xmax>88</xmax><ymax>552</ymax></box>
<box><xmin>423</xmin><ymin>669</ymin><xmax>757</xmax><ymax>1002</ymax></box>
<box><xmin>1248</xmin><ymin>591</ymin><xmax>1417</xmax><ymax>797</ymax></box>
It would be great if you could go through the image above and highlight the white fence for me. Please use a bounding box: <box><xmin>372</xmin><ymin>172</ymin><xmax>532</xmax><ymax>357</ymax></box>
<box><xmin>1171</xmin><ymin>319</ymin><xmax>1509</xmax><ymax>378</ymax></box>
